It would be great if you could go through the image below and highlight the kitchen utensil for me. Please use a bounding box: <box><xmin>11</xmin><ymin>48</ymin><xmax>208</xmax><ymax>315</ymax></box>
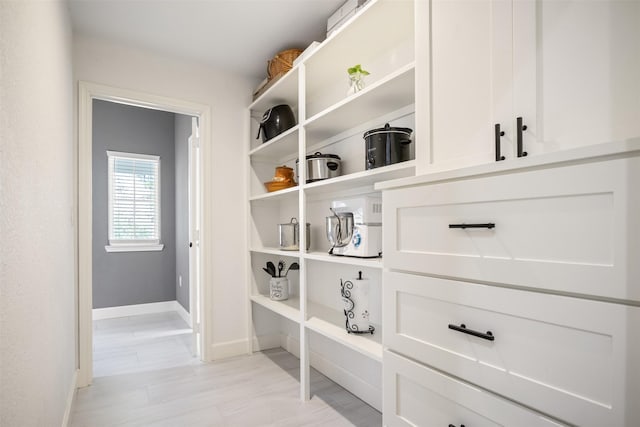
<box><xmin>273</xmin><ymin>166</ymin><xmax>295</xmax><ymax>182</ymax></box>
<box><xmin>256</xmin><ymin>104</ymin><xmax>296</xmax><ymax>143</ymax></box>
<box><xmin>295</xmin><ymin>152</ymin><xmax>342</xmax><ymax>183</ymax></box>
<box><xmin>284</xmin><ymin>262</ymin><xmax>299</xmax><ymax>276</ymax></box>
<box><xmin>278</xmin><ymin>218</ymin><xmax>311</xmax><ymax>251</ymax></box>
<box><xmin>326</xmin><ymin>209</ymin><xmax>354</xmax><ymax>253</ymax></box>
<box><xmin>327</xmin><ymin>197</ymin><xmax>382</xmax><ymax>258</ymax></box>
<box><xmin>262</xmin><ymin>267</ymin><xmax>274</xmax><ymax>277</ymax></box>
<box><xmin>264</xmin><ymin>181</ymin><xmax>295</xmax><ymax>192</ymax></box>
<box><xmin>340</xmin><ymin>271</ymin><xmax>374</xmax><ymax>334</ymax></box>
<box><xmin>277</xmin><ymin>260</ymin><xmax>285</xmax><ymax>277</ymax></box>
<box><xmin>269</xmin><ymin>277</ymin><xmax>289</xmax><ymax>301</ymax></box>
<box><xmin>363</xmin><ymin>123</ymin><xmax>413</xmax><ymax>169</ymax></box>
<box><xmin>264</xmin><ymin>166</ymin><xmax>296</xmax><ymax>193</ymax></box>
<box><xmin>266</xmin><ymin>261</ymin><xmax>276</xmax><ymax>278</ymax></box>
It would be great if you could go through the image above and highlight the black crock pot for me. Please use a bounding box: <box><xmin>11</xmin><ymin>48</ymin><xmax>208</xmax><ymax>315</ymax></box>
<box><xmin>257</xmin><ymin>104</ymin><xmax>296</xmax><ymax>143</ymax></box>
<box><xmin>363</xmin><ymin>123</ymin><xmax>413</xmax><ymax>169</ymax></box>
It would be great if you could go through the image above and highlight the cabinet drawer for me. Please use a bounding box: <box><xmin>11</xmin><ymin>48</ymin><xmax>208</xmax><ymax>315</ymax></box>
<box><xmin>384</xmin><ymin>350</ymin><xmax>565</xmax><ymax>427</ymax></box>
<box><xmin>383</xmin><ymin>271</ymin><xmax>640</xmax><ymax>427</ymax></box>
<box><xmin>382</xmin><ymin>157</ymin><xmax>640</xmax><ymax>301</ymax></box>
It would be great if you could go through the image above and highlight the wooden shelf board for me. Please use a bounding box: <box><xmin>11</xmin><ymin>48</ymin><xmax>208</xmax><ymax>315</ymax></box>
<box><xmin>251</xmin><ymin>247</ymin><xmax>301</xmax><ymax>258</ymax></box>
<box><xmin>306</xmin><ymin>301</ymin><xmax>382</xmax><ymax>362</ymax></box>
<box><xmin>250</xmin><ymin>185</ymin><xmax>299</xmax><ymax>202</ymax></box>
<box><xmin>304</xmin><ymin>0</ymin><xmax>414</xmax><ymax>98</ymax></box>
<box><xmin>249</xmin><ymin>69</ymin><xmax>299</xmax><ymax>114</ymax></box>
<box><xmin>304</xmin><ymin>160</ymin><xmax>416</xmax><ymax>197</ymax></box>
<box><xmin>251</xmin><ymin>294</ymin><xmax>301</xmax><ymax>324</ymax></box>
<box><xmin>249</xmin><ymin>125</ymin><xmax>300</xmax><ymax>162</ymax></box>
<box><xmin>304</xmin><ymin>251</ymin><xmax>383</xmax><ymax>269</ymax></box>
<box><xmin>305</xmin><ymin>63</ymin><xmax>415</xmax><ymax>145</ymax></box>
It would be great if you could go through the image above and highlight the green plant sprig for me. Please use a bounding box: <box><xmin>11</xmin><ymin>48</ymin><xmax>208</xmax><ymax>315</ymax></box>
<box><xmin>347</xmin><ymin>64</ymin><xmax>370</xmax><ymax>75</ymax></box>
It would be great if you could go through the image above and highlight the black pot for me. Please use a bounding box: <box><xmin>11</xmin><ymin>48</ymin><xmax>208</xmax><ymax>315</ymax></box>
<box><xmin>363</xmin><ymin>123</ymin><xmax>413</xmax><ymax>169</ymax></box>
<box><xmin>257</xmin><ymin>104</ymin><xmax>296</xmax><ymax>143</ymax></box>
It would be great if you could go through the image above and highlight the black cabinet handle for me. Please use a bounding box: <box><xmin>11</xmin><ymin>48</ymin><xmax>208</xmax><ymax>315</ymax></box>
<box><xmin>494</xmin><ymin>123</ymin><xmax>505</xmax><ymax>161</ymax></box>
<box><xmin>449</xmin><ymin>425</ymin><xmax>466</xmax><ymax>427</ymax></box>
<box><xmin>449</xmin><ymin>323</ymin><xmax>495</xmax><ymax>341</ymax></box>
<box><xmin>449</xmin><ymin>223</ymin><xmax>495</xmax><ymax>229</ymax></box>
<box><xmin>517</xmin><ymin>116</ymin><xmax>528</xmax><ymax>157</ymax></box>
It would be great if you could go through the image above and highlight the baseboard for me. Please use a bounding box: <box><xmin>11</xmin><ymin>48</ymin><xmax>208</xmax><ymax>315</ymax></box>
<box><xmin>279</xmin><ymin>334</ymin><xmax>382</xmax><ymax>411</ymax></box>
<box><xmin>92</xmin><ymin>300</ymin><xmax>189</xmax><ymax>321</ymax></box>
<box><xmin>210</xmin><ymin>338</ymin><xmax>251</xmax><ymax>360</ymax></box>
<box><xmin>174</xmin><ymin>301</ymin><xmax>192</xmax><ymax>327</ymax></box>
<box><xmin>62</xmin><ymin>369</ymin><xmax>78</xmax><ymax>427</ymax></box>
<box><xmin>252</xmin><ymin>333</ymin><xmax>282</xmax><ymax>352</ymax></box>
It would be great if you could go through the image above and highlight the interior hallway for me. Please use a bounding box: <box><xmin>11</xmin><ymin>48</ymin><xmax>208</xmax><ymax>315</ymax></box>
<box><xmin>71</xmin><ymin>312</ymin><xmax>381</xmax><ymax>426</ymax></box>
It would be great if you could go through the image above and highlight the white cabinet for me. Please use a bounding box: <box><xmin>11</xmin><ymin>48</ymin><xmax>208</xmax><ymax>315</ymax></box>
<box><xmin>430</xmin><ymin>0</ymin><xmax>513</xmax><ymax>168</ymax></box>
<box><xmin>384</xmin><ymin>351</ymin><xmax>566</xmax><ymax>427</ymax></box>
<box><xmin>428</xmin><ymin>0</ymin><xmax>640</xmax><ymax>170</ymax></box>
<box><xmin>247</xmin><ymin>0</ymin><xmax>417</xmax><ymax>410</ymax></box>
<box><xmin>384</xmin><ymin>271</ymin><xmax>640</xmax><ymax>427</ymax></box>
<box><xmin>383</xmin><ymin>155</ymin><xmax>640</xmax><ymax>301</ymax></box>
<box><xmin>379</xmin><ymin>144</ymin><xmax>640</xmax><ymax>427</ymax></box>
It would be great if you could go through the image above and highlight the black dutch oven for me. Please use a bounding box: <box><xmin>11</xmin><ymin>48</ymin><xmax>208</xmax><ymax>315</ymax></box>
<box><xmin>363</xmin><ymin>123</ymin><xmax>413</xmax><ymax>169</ymax></box>
<box><xmin>256</xmin><ymin>104</ymin><xmax>296</xmax><ymax>143</ymax></box>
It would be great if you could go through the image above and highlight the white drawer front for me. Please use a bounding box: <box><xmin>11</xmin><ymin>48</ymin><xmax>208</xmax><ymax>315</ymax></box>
<box><xmin>383</xmin><ymin>271</ymin><xmax>640</xmax><ymax>427</ymax></box>
<box><xmin>383</xmin><ymin>157</ymin><xmax>640</xmax><ymax>301</ymax></box>
<box><xmin>384</xmin><ymin>350</ymin><xmax>565</xmax><ymax>427</ymax></box>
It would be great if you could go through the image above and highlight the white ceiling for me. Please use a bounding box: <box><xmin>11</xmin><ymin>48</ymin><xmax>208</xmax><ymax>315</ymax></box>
<box><xmin>68</xmin><ymin>0</ymin><xmax>345</xmax><ymax>82</ymax></box>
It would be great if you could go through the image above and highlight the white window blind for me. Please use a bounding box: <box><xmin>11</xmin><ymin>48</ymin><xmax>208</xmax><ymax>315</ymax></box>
<box><xmin>107</xmin><ymin>151</ymin><xmax>161</xmax><ymax>248</ymax></box>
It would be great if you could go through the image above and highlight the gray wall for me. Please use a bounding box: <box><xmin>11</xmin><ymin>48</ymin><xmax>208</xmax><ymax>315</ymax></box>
<box><xmin>92</xmin><ymin>99</ymin><xmax>177</xmax><ymax>308</ymax></box>
<box><xmin>174</xmin><ymin>114</ymin><xmax>191</xmax><ymax>311</ymax></box>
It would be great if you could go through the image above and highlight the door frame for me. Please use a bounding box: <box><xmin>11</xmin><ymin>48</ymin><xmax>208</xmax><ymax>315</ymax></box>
<box><xmin>77</xmin><ymin>81</ymin><xmax>213</xmax><ymax>387</ymax></box>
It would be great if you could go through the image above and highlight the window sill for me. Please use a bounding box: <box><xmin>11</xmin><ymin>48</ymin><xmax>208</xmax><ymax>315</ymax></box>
<box><xmin>105</xmin><ymin>244</ymin><xmax>164</xmax><ymax>253</ymax></box>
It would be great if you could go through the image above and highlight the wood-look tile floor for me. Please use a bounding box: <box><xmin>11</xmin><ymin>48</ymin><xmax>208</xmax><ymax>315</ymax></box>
<box><xmin>71</xmin><ymin>312</ymin><xmax>382</xmax><ymax>426</ymax></box>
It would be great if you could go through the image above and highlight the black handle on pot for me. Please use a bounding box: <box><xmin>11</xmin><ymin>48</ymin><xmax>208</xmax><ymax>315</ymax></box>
<box><xmin>327</xmin><ymin>162</ymin><xmax>339</xmax><ymax>171</ymax></box>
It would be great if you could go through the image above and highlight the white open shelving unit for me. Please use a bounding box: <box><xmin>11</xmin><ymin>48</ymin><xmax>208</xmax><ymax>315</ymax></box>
<box><xmin>246</xmin><ymin>0</ymin><xmax>415</xmax><ymax>411</ymax></box>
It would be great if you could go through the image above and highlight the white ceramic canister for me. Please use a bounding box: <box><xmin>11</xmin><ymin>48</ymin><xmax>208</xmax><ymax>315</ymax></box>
<box><xmin>269</xmin><ymin>277</ymin><xmax>289</xmax><ymax>301</ymax></box>
<box><xmin>340</xmin><ymin>271</ymin><xmax>373</xmax><ymax>334</ymax></box>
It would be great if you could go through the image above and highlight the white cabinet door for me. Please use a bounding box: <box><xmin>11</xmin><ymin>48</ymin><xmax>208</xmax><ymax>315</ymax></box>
<box><xmin>384</xmin><ymin>350</ymin><xmax>566</xmax><ymax>427</ymax></box>
<box><xmin>430</xmin><ymin>0</ymin><xmax>514</xmax><ymax>169</ymax></box>
<box><xmin>383</xmin><ymin>155</ymin><xmax>640</xmax><ymax>302</ymax></box>
<box><xmin>383</xmin><ymin>271</ymin><xmax>640</xmax><ymax>427</ymax></box>
<box><xmin>513</xmin><ymin>0</ymin><xmax>640</xmax><ymax>157</ymax></box>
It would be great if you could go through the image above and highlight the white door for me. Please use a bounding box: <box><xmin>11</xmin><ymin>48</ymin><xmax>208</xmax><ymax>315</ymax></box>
<box><xmin>430</xmin><ymin>0</ymin><xmax>514</xmax><ymax>170</ymax></box>
<box><xmin>513</xmin><ymin>0</ymin><xmax>640</xmax><ymax>156</ymax></box>
<box><xmin>188</xmin><ymin>117</ymin><xmax>201</xmax><ymax>356</ymax></box>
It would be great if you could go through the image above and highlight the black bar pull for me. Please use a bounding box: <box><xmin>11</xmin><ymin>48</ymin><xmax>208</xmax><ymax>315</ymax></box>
<box><xmin>449</xmin><ymin>425</ymin><xmax>466</xmax><ymax>427</ymax></box>
<box><xmin>449</xmin><ymin>223</ymin><xmax>495</xmax><ymax>229</ymax></box>
<box><xmin>494</xmin><ymin>123</ymin><xmax>505</xmax><ymax>161</ymax></box>
<box><xmin>517</xmin><ymin>116</ymin><xmax>528</xmax><ymax>157</ymax></box>
<box><xmin>449</xmin><ymin>323</ymin><xmax>495</xmax><ymax>341</ymax></box>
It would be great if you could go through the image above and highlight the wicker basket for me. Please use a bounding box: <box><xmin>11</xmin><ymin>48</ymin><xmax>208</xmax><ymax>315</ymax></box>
<box><xmin>267</xmin><ymin>48</ymin><xmax>303</xmax><ymax>80</ymax></box>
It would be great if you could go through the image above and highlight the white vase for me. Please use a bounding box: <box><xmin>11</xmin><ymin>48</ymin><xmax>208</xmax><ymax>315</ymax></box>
<box><xmin>269</xmin><ymin>277</ymin><xmax>289</xmax><ymax>301</ymax></box>
<box><xmin>347</xmin><ymin>72</ymin><xmax>365</xmax><ymax>95</ymax></box>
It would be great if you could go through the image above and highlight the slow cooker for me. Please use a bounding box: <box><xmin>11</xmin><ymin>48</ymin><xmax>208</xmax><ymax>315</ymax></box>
<box><xmin>296</xmin><ymin>152</ymin><xmax>341</xmax><ymax>183</ymax></box>
<box><xmin>363</xmin><ymin>123</ymin><xmax>413</xmax><ymax>169</ymax></box>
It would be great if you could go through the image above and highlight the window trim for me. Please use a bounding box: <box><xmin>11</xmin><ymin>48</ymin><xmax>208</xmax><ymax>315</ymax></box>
<box><xmin>105</xmin><ymin>150</ymin><xmax>163</xmax><ymax>252</ymax></box>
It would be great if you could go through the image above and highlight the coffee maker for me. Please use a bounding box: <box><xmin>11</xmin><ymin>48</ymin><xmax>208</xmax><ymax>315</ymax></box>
<box><xmin>325</xmin><ymin>196</ymin><xmax>382</xmax><ymax>258</ymax></box>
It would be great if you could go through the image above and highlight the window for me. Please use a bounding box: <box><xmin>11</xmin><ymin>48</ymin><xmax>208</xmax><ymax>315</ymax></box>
<box><xmin>105</xmin><ymin>151</ymin><xmax>163</xmax><ymax>252</ymax></box>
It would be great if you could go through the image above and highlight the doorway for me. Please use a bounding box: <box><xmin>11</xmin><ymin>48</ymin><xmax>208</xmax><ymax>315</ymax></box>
<box><xmin>77</xmin><ymin>82</ymin><xmax>211</xmax><ymax>387</ymax></box>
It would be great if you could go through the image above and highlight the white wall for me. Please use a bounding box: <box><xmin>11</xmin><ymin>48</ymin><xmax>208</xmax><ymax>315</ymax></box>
<box><xmin>0</xmin><ymin>1</ymin><xmax>76</xmax><ymax>425</ymax></box>
<box><xmin>73</xmin><ymin>35</ymin><xmax>253</xmax><ymax>358</ymax></box>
